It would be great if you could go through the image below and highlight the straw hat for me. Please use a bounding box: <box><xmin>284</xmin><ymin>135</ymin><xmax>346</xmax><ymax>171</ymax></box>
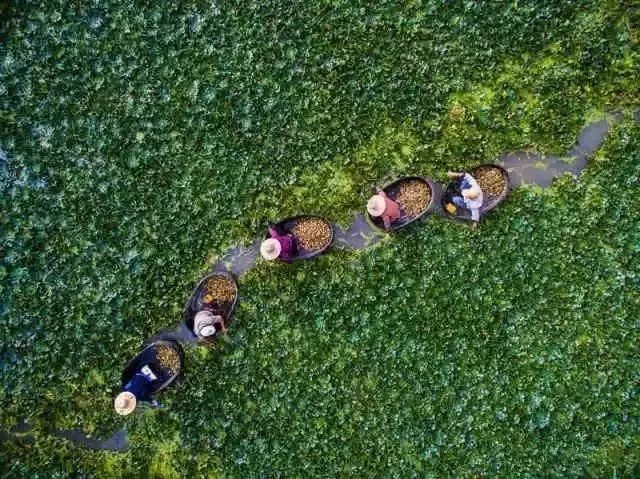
<box><xmin>200</xmin><ymin>324</ymin><xmax>216</xmax><ymax>337</ymax></box>
<box><xmin>114</xmin><ymin>391</ymin><xmax>136</xmax><ymax>416</ymax></box>
<box><xmin>367</xmin><ymin>194</ymin><xmax>386</xmax><ymax>217</ymax></box>
<box><xmin>194</xmin><ymin>310</ymin><xmax>222</xmax><ymax>337</ymax></box>
<box><xmin>260</xmin><ymin>238</ymin><xmax>281</xmax><ymax>261</ymax></box>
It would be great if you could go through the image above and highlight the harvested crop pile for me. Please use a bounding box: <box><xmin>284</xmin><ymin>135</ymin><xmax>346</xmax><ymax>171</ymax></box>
<box><xmin>155</xmin><ymin>344</ymin><xmax>180</xmax><ymax>375</ymax></box>
<box><xmin>291</xmin><ymin>218</ymin><xmax>332</xmax><ymax>251</ymax></box>
<box><xmin>475</xmin><ymin>167</ymin><xmax>505</xmax><ymax>197</ymax></box>
<box><xmin>204</xmin><ymin>276</ymin><xmax>236</xmax><ymax>304</ymax></box>
<box><xmin>396</xmin><ymin>180</ymin><xmax>431</xmax><ymax>217</ymax></box>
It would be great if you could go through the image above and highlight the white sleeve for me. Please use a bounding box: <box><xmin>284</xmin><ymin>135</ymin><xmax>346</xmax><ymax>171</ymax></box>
<box><xmin>141</xmin><ymin>364</ymin><xmax>158</xmax><ymax>381</ymax></box>
<box><xmin>464</xmin><ymin>174</ymin><xmax>480</xmax><ymax>190</ymax></box>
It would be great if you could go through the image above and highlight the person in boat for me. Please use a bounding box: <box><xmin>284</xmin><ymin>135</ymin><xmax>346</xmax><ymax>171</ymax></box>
<box><xmin>193</xmin><ymin>309</ymin><xmax>226</xmax><ymax>339</ymax></box>
<box><xmin>446</xmin><ymin>171</ymin><xmax>484</xmax><ymax>227</ymax></box>
<box><xmin>114</xmin><ymin>364</ymin><xmax>158</xmax><ymax>415</ymax></box>
<box><xmin>367</xmin><ymin>189</ymin><xmax>401</xmax><ymax>231</ymax></box>
<box><xmin>260</xmin><ymin>224</ymin><xmax>297</xmax><ymax>262</ymax></box>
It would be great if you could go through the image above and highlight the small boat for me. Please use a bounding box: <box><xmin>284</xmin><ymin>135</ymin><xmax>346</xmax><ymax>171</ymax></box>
<box><xmin>441</xmin><ymin>164</ymin><xmax>510</xmax><ymax>221</ymax></box>
<box><xmin>368</xmin><ymin>176</ymin><xmax>436</xmax><ymax>231</ymax></box>
<box><xmin>121</xmin><ymin>339</ymin><xmax>184</xmax><ymax>396</ymax></box>
<box><xmin>266</xmin><ymin>215</ymin><xmax>334</xmax><ymax>261</ymax></box>
<box><xmin>183</xmin><ymin>271</ymin><xmax>238</xmax><ymax>343</ymax></box>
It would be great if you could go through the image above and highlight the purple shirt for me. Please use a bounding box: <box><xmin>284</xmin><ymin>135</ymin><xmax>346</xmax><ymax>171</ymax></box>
<box><xmin>268</xmin><ymin>226</ymin><xmax>296</xmax><ymax>262</ymax></box>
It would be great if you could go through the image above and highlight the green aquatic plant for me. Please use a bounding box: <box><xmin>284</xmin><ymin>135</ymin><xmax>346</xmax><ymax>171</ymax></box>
<box><xmin>1</xmin><ymin>1</ymin><xmax>639</xmax><ymax>477</ymax></box>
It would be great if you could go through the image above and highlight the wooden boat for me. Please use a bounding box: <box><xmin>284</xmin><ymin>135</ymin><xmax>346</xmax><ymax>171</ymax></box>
<box><xmin>368</xmin><ymin>176</ymin><xmax>436</xmax><ymax>231</ymax></box>
<box><xmin>266</xmin><ymin>215</ymin><xmax>334</xmax><ymax>261</ymax></box>
<box><xmin>121</xmin><ymin>339</ymin><xmax>184</xmax><ymax>396</ymax></box>
<box><xmin>183</xmin><ymin>271</ymin><xmax>238</xmax><ymax>343</ymax></box>
<box><xmin>441</xmin><ymin>164</ymin><xmax>510</xmax><ymax>221</ymax></box>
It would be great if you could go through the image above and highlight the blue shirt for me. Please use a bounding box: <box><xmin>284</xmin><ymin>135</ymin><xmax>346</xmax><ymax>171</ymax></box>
<box><xmin>124</xmin><ymin>371</ymin><xmax>154</xmax><ymax>402</ymax></box>
<box><xmin>460</xmin><ymin>177</ymin><xmax>472</xmax><ymax>190</ymax></box>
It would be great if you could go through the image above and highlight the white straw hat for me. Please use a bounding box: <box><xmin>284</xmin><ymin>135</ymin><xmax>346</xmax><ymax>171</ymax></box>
<box><xmin>200</xmin><ymin>324</ymin><xmax>216</xmax><ymax>337</ymax></box>
<box><xmin>194</xmin><ymin>310</ymin><xmax>215</xmax><ymax>337</ymax></box>
<box><xmin>260</xmin><ymin>238</ymin><xmax>282</xmax><ymax>261</ymax></box>
<box><xmin>114</xmin><ymin>391</ymin><xmax>136</xmax><ymax>416</ymax></box>
<box><xmin>367</xmin><ymin>194</ymin><xmax>386</xmax><ymax>217</ymax></box>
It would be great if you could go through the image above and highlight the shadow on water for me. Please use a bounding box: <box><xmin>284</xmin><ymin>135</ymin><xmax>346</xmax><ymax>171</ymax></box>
<box><xmin>13</xmin><ymin>108</ymin><xmax>637</xmax><ymax>453</ymax></box>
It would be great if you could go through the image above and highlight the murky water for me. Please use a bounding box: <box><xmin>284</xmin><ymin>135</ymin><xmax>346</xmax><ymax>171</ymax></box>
<box><xmin>0</xmin><ymin>422</ymin><xmax>128</xmax><ymax>452</ymax></box>
<box><xmin>213</xmin><ymin>239</ymin><xmax>262</xmax><ymax>276</ymax></box>
<box><xmin>499</xmin><ymin>111</ymin><xmax>623</xmax><ymax>187</ymax></box>
<box><xmin>333</xmin><ymin>213</ymin><xmax>383</xmax><ymax>250</ymax></box>
<box><xmin>13</xmin><ymin>108</ymin><xmax>636</xmax><ymax>453</ymax></box>
<box><xmin>53</xmin><ymin>428</ymin><xmax>128</xmax><ymax>452</ymax></box>
<box><xmin>149</xmin><ymin>323</ymin><xmax>200</xmax><ymax>345</ymax></box>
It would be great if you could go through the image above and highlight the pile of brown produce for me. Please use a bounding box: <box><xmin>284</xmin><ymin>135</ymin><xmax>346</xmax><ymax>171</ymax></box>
<box><xmin>396</xmin><ymin>180</ymin><xmax>431</xmax><ymax>217</ymax></box>
<box><xmin>475</xmin><ymin>167</ymin><xmax>505</xmax><ymax>197</ymax></box>
<box><xmin>204</xmin><ymin>275</ymin><xmax>236</xmax><ymax>304</ymax></box>
<box><xmin>291</xmin><ymin>218</ymin><xmax>332</xmax><ymax>251</ymax></box>
<box><xmin>156</xmin><ymin>344</ymin><xmax>180</xmax><ymax>375</ymax></box>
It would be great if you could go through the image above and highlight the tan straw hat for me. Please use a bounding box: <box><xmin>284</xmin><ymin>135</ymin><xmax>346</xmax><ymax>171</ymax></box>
<box><xmin>114</xmin><ymin>391</ymin><xmax>137</xmax><ymax>416</ymax></box>
<box><xmin>194</xmin><ymin>310</ymin><xmax>216</xmax><ymax>337</ymax></box>
<box><xmin>367</xmin><ymin>194</ymin><xmax>386</xmax><ymax>217</ymax></box>
<box><xmin>260</xmin><ymin>238</ymin><xmax>282</xmax><ymax>261</ymax></box>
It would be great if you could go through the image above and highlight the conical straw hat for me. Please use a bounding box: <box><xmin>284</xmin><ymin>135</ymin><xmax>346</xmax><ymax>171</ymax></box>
<box><xmin>260</xmin><ymin>238</ymin><xmax>282</xmax><ymax>260</ymax></box>
<box><xmin>367</xmin><ymin>194</ymin><xmax>386</xmax><ymax>217</ymax></box>
<box><xmin>114</xmin><ymin>391</ymin><xmax>137</xmax><ymax>415</ymax></box>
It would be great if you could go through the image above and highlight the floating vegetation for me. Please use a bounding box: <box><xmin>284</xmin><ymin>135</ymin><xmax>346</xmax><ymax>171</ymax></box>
<box><xmin>2</xmin><ymin>1</ymin><xmax>639</xmax><ymax>476</ymax></box>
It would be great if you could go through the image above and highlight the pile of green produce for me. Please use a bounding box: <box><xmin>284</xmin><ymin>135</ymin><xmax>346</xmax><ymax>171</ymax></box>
<box><xmin>1</xmin><ymin>1</ymin><xmax>639</xmax><ymax>477</ymax></box>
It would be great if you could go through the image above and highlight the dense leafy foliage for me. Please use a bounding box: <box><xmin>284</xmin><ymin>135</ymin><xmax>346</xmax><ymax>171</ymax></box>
<box><xmin>1</xmin><ymin>1</ymin><xmax>639</xmax><ymax>477</ymax></box>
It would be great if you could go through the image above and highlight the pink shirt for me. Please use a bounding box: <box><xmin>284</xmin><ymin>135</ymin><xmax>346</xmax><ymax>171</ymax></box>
<box><xmin>380</xmin><ymin>191</ymin><xmax>401</xmax><ymax>229</ymax></box>
<box><xmin>268</xmin><ymin>226</ymin><xmax>295</xmax><ymax>262</ymax></box>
